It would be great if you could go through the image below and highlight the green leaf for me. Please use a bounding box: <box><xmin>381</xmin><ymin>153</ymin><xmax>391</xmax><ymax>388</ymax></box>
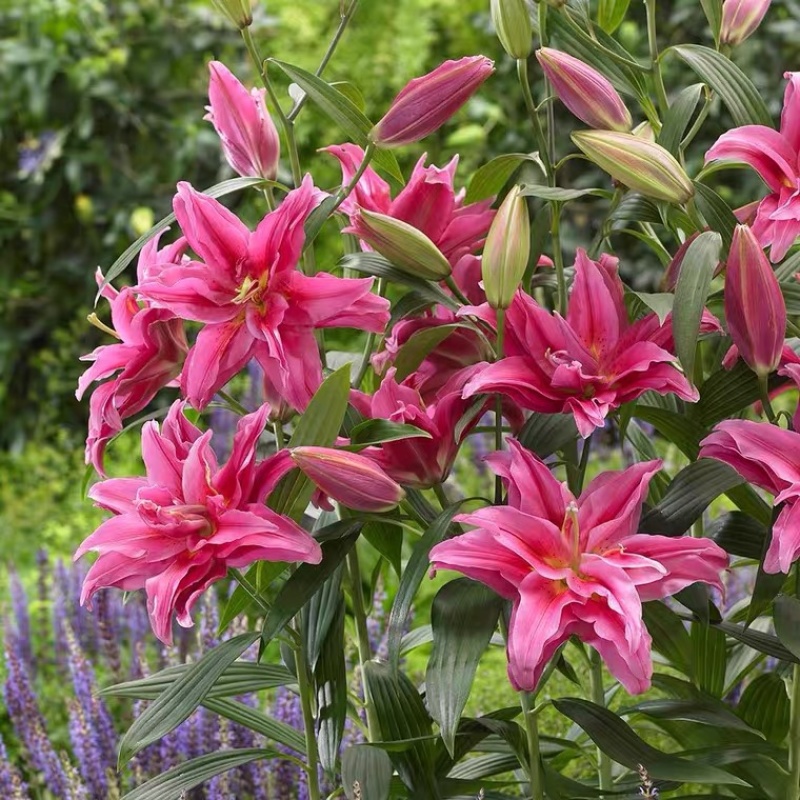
<box><xmin>519</xmin><ymin>185</ymin><xmax>609</xmax><ymax>202</ymax></box>
<box><xmin>671</xmin><ymin>45</ymin><xmax>772</xmax><ymax>127</ymax></box>
<box><xmin>700</xmin><ymin>0</ymin><xmax>723</xmax><ymax>43</ymax></box>
<box><xmin>774</xmin><ymin>594</ymin><xmax>800</xmax><ymax>659</ymax></box>
<box><xmin>268</xmin><ymin>364</ymin><xmax>352</xmax><ymax>518</ymax></box>
<box><xmin>672</xmin><ymin>231</ymin><xmax>722</xmax><ymax>381</ymax></box>
<box><xmin>597</xmin><ymin>0</ymin><xmax>631</xmax><ymax>33</ymax></box>
<box><xmin>342</xmin><ymin>745</ymin><xmax>393</xmax><ymax>800</ymax></box>
<box><xmin>342</xmin><ymin>252</ymin><xmax>458</xmax><ymax>310</ymax></box>
<box><xmin>708</xmin><ymin>512</ymin><xmax>769</xmax><ymax>559</ymax></box>
<box><xmin>219</xmin><ymin>561</ymin><xmax>287</xmax><ymax>634</ymax></box>
<box><xmin>628</xmin><ymin>698</ymin><xmax>757</xmax><ymax>734</ymax></box>
<box><xmin>643</xmin><ymin>601</ymin><xmax>692</xmax><ymax>675</ymax></box>
<box><xmin>261</xmin><ymin>531</ymin><xmax>360</xmax><ymax>644</ymax></box>
<box><xmin>465</xmin><ymin>153</ymin><xmax>544</xmax><ymax>204</ymax></box>
<box><xmin>390</xmin><ymin>324</ymin><xmax>465</xmax><ymax>382</ymax></box>
<box><xmin>639</xmin><ymin>459</ymin><xmax>743</xmax><ymax>536</ymax></box>
<box><xmin>301</xmin><ymin>564</ymin><xmax>344</xmax><ymax>671</ymax></box>
<box><xmin>363</xmin><ymin>516</ymin><xmax>403</xmax><ymax>577</ymax></box>
<box><xmin>386</xmin><ymin>501</ymin><xmax>465</xmax><ymax>667</ymax></box>
<box><xmin>122</xmin><ymin>749</ymin><xmax>275</xmax><ymax>800</ymax></box>
<box><xmin>117</xmin><ymin>632</ymin><xmax>258</xmax><ymax>765</ymax></box>
<box><xmin>426</xmin><ymin>579</ymin><xmax>504</xmax><ymax>756</ymax></box>
<box><xmin>737</xmin><ymin>673</ymin><xmax>790</xmax><ymax>743</ymax></box>
<box><xmin>632</xmin><ymin>292</ymin><xmax>674</xmax><ymax>325</ymax></box>
<box><xmin>610</xmin><ymin>193</ymin><xmax>662</xmax><ymax>225</ymax></box>
<box><xmin>517</xmin><ymin>413</ymin><xmax>578</xmax><ymax>459</ymax></box>
<box><xmin>102</xmin><ymin>661</ymin><xmax>293</xmax><ymax>701</ymax></box>
<box><xmin>364</xmin><ymin>661</ymin><xmax>439</xmax><ymax>797</ymax></box>
<box><xmin>693</xmin><ymin>182</ymin><xmax>737</xmax><ymax>252</ymax></box>
<box><xmin>658</xmin><ymin>84</ymin><xmax>705</xmax><ymax>157</ymax></box>
<box><xmin>99</xmin><ymin>176</ymin><xmax>272</xmax><ymax>297</ymax></box>
<box><xmin>315</xmin><ymin>596</ymin><xmax>347</xmax><ymax>776</ymax></box>
<box><xmin>691</xmin><ymin>621</ymin><xmax>727</xmax><ymax>697</ymax></box>
<box><xmin>552</xmin><ymin>697</ymin><xmax>747</xmax><ymax>785</ymax></box>
<box><xmin>716</xmin><ymin>620</ymin><xmax>800</xmax><ymax>663</ymax></box>
<box><xmin>633</xmin><ymin>404</ymin><xmax>705</xmax><ymax>459</ymax></box>
<box><xmin>303</xmin><ymin>194</ymin><xmax>340</xmax><ymax>249</ymax></box>
<box><xmin>348</xmin><ymin>419</ymin><xmax>432</xmax><ymax>448</ymax></box>
<box><xmin>204</xmin><ymin>697</ymin><xmax>306</xmax><ymax>753</ymax></box>
<box><xmin>269</xmin><ymin>60</ymin><xmax>403</xmax><ymax>183</ymax></box>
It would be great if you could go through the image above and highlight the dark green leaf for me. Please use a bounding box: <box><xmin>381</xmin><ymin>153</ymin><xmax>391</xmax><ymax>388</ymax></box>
<box><xmin>708</xmin><ymin>512</ymin><xmax>769</xmax><ymax>559</ymax></box>
<box><xmin>303</xmin><ymin>194</ymin><xmax>340</xmax><ymax>249</ymax></box>
<box><xmin>342</xmin><ymin>745</ymin><xmax>393</xmax><ymax>800</ymax></box>
<box><xmin>391</xmin><ymin>325</ymin><xmax>465</xmax><ymax>382</ymax></box>
<box><xmin>348</xmin><ymin>419</ymin><xmax>432</xmax><ymax>448</ymax></box>
<box><xmin>610</xmin><ymin>193</ymin><xmax>662</xmax><ymax>226</ymax></box>
<box><xmin>301</xmin><ymin>564</ymin><xmax>344</xmax><ymax>671</ymax></box>
<box><xmin>774</xmin><ymin>594</ymin><xmax>800</xmax><ymax>659</ymax></box>
<box><xmin>465</xmin><ymin>153</ymin><xmax>544</xmax><ymax>204</ymax></box>
<box><xmin>426</xmin><ymin>579</ymin><xmax>504</xmax><ymax>756</ymax></box>
<box><xmin>261</xmin><ymin>532</ymin><xmax>360</xmax><ymax>644</ymax></box>
<box><xmin>362</xmin><ymin>516</ymin><xmax>403</xmax><ymax>577</ymax></box>
<box><xmin>517</xmin><ymin>413</ymin><xmax>578</xmax><ymax>459</ymax></box>
<box><xmin>204</xmin><ymin>697</ymin><xmax>306</xmax><ymax>753</ymax></box>
<box><xmin>643</xmin><ymin>601</ymin><xmax>692</xmax><ymax>675</ymax></box>
<box><xmin>219</xmin><ymin>561</ymin><xmax>287</xmax><ymax>634</ymax></box>
<box><xmin>671</xmin><ymin>45</ymin><xmax>772</xmax><ymax>127</ymax></box>
<box><xmin>737</xmin><ymin>673</ymin><xmax>790</xmax><ymax>743</ymax></box>
<box><xmin>118</xmin><ymin>632</ymin><xmax>258</xmax><ymax>765</ymax></box>
<box><xmin>716</xmin><ymin>620</ymin><xmax>800</xmax><ymax>663</ymax></box>
<box><xmin>628</xmin><ymin>699</ymin><xmax>757</xmax><ymax>734</ymax></box>
<box><xmin>691</xmin><ymin>621</ymin><xmax>727</xmax><ymax>697</ymax></box>
<box><xmin>658</xmin><ymin>84</ymin><xmax>705</xmax><ymax>157</ymax></box>
<box><xmin>316</xmin><ymin>597</ymin><xmax>347</xmax><ymax>776</ymax></box>
<box><xmin>672</xmin><ymin>231</ymin><xmax>722</xmax><ymax>381</ymax></box>
<box><xmin>269</xmin><ymin>60</ymin><xmax>403</xmax><ymax>183</ymax></box>
<box><xmin>693</xmin><ymin>182</ymin><xmax>737</xmax><ymax>251</ymax></box>
<box><xmin>122</xmin><ymin>749</ymin><xmax>274</xmax><ymax>800</ymax></box>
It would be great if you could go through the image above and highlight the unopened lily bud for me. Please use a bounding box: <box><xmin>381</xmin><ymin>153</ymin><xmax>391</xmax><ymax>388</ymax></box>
<box><xmin>725</xmin><ymin>224</ymin><xmax>785</xmax><ymax>377</ymax></box>
<box><xmin>491</xmin><ymin>0</ymin><xmax>533</xmax><ymax>59</ymax></box>
<box><xmin>346</xmin><ymin>209</ymin><xmax>452</xmax><ymax>280</ymax></box>
<box><xmin>571</xmin><ymin>130</ymin><xmax>694</xmax><ymax>204</ymax></box>
<box><xmin>291</xmin><ymin>447</ymin><xmax>406</xmax><ymax>512</ymax></box>
<box><xmin>536</xmin><ymin>48</ymin><xmax>632</xmax><ymax>131</ymax></box>
<box><xmin>720</xmin><ymin>0</ymin><xmax>771</xmax><ymax>45</ymax></box>
<box><xmin>482</xmin><ymin>185</ymin><xmax>531</xmax><ymax>309</ymax></box>
<box><xmin>371</xmin><ymin>56</ymin><xmax>494</xmax><ymax>148</ymax></box>
<box><xmin>210</xmin><ymin>0</ymin><xmax>252</xmax><ymax>29</ymax></box>
<box><xmin>633</xmin><ymin>120</ymin><xmax>657</xmax><ymax>142</ymax></box>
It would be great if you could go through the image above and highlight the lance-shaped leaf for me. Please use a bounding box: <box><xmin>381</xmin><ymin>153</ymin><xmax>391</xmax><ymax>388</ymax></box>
<box><xmin>342</xmin><ymin>745</ymin><xmax>393</xmax><ymax>800</ymax></box>
<box><xmin>774</xmin><ymin>594</ymin><xmax>800</xmax><ymax>660</ymax></box>
<box><xmin>737</xmin><ymin>673</ymin><xmax>790</xmax><ymax>743</ymax></box>
<box><xmin>426</xmin><ymin>579</ymin><xmax>504</xmax><ymax>756</ymax></box>
<box><xmin>315</xmin><ymin>596</ymin><xmax>347</xmax><ymax>777</ymax></box>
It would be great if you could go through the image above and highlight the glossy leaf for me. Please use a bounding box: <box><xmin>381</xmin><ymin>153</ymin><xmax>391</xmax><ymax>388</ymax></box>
<box><xmin>269</xmin><ymin>60</ymin><xmax>403</xmax><ymax>183</ymax></box>
<box><xmin>700</xmin><ymin>0</ymin><xmax>723</xmax><ymax>42</ymax></box>
<box><xmin>672</xmin><ymin>231</ymin><xmax>722</xmax><ymax>381</ymax></box>
<box><xmin>643</xmin><ymin>601</ymin><xmax>693</xmax><ymax>675</ymax></box>
<box><xmin>737</xmin><ymin>673</ymin><xmax>790</xmax><ymax>743</ymax></box>
<box><xmin>219</xmin><ymin>561</ymin><xmax>287</xmax><ymax>634</ymax></box>
<box><xmin>517</xmin><ymin>413</ymin><xmax>578</xmax><ymax>459</ymax></box>
<box><xmin>672</xmin><ymin>45</ymin><xmax>772</xmax><ymax>127</ymax></box>
<box><xmin>693</xmin><ymin>182</ymin><xmax>737</xmax><ymax>251</ymax></box>
<box><xmin>342</xmin><ymin>745</ymin><xmax>393</xmax><ymax>800</ymax></box>
<box><xmin>774</xmin><ymin>594</ymin><xmax>800</xmax><ymax>660</ymax></box>
<box><xmin>465</xmin><ymin>153</ymin><xmax>544</xmax><ymax>204</ymax></box>
<box><xmin>301</xmin><ymin>564</ymin><xmax>344</xmax><ymax>671</ymax></box>
<box><xmin>348</xmin><ymin>419</ymin><xmax>432</xmax><ymax>448</ymax></box>
<box><xmin>519</xmin><ymin>185</ymin><xmax>609</xmax><ymax>202</ymax></box>
<box><xmin>362</xmin><ymin>516</ymin><xmax>403</xmax><ymax>577</ymax></box>
<box><xmin>204</xmin><ymin>697</ymin><xmax>306</xmax><ymax>753</ymax></box>
<box><xmin>629</xmin><ymin>698</ymin><xmax>757</xmax><ymax>734</ymax></box>
<box><xmin>658</xmin><ymin>84</ymin><xmax>704</xmax><ymax>157</ymax></box>
<box><xmin>315</xmin><ymin>596</ymin><xmax>347</xmax><ymax>776</ymax></box>
<box><xmin>598</xmin><ymin>0</ymin><xmax>631</xmax><ymax>33</ymax></box>
<box><xmin>426</xmin><ymin>579</ymin><xmax>504</xmax><ymax>756</ymax></box>
<box><xmin>717</xmin><ymin>620</ymin><xmax>800</xmax><ymax>663</ymax></box>
<box><xmin>390</xmin><ymin>324</ymin><xmax>465</xmax><ymax>382</ymax></box>
<box><xmin>691</xmin><ymin>621</ymin><xmax>727</xmax><ymax>697</ymax></box>
<box><xmin>117</xmin><ymin>632</ymin><xmax>258</xmax><ymax>765</ymax></box>
<box><xmin>708</xmin><ymin>512</ymin><xmax>769</xmax><ymax>559</ymax></box>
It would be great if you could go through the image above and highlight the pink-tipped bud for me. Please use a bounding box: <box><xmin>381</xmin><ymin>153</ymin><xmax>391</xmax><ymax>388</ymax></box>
<box><xmin>482</xmin><ymin>185</ymin><xmax>531</xmax><ymax>310</ymax></box>
<box><xmin>571</xmin><ymin>130</ymin><xmax>694</xmax><ymax>204</ymax></box>
<box><xmin>720</xmin><ymin>0</ymin><xmax>771</xmax><ymax>45</ymax></box>
<box><xmin>724</xmin><ymin>224</ymin><xmax>786</xmax><ymax>377</ymax></box>
<box><xmin>205</xmin><ymin>61</ymin><xmax>280</xmax><ymax>180</ymax></box>
<box><xmin>346</xmin><ymin>209</ymin><xmax>453</xmax><ymax>280</ymax></box>
<box><xmin>536</xmin><ymin>48</ymin><xmax>632</xmax><ymax>132</ymax></box>
<box><xmin>370</xmin><ymin>56</ymin><xmax>494</xmax><ymax>148</ymax></box>
<box><xmin>291</xmin><ymin>447</ymin><xmax>406</xmax><ymax>513</ymax></box>
<box><xmin>209</xmin><ymin>0</ymin><xmax>252</xmax><ymax>29</ymax></box>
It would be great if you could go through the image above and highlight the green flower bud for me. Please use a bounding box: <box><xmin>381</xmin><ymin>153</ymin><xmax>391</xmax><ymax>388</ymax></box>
<box><xmin>490</xmin><ymin>0</ymin><xmax>533</xmax><ymax>59</ymax></box>
<box><xmin>349</xmin><ymin>209</ymin><xmax>453</xmax><ymax>281</ymax></box>
<box><xmin>482</xmin><ymin>185</ymin><xmax>531</xmax><ymax>309</ymax></box>
<box><xmin>210</xmin><ymin>0</ymin><xmax>253</xmax><ymax>29</ymax></box>
<box><xmin>571</xmin><ymin>130</ymin><xmax>694</xmax><ymax>204</ymax></box>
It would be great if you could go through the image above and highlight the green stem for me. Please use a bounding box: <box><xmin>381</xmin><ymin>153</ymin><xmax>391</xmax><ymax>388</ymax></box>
<box><xmin>218</xmin><ymin>389</ymin><xmax>249</xmax><ymax>416</ymax></box>
<box><xmin>551</xmin><ymin>206</ymin><xmax>567</xmax><ymax>317</ymax></box>
<box><xmin>228</xmin><ymin>568</ymin><xmax>269</xmax><ymax>613</ymax></box>
<box><xmin>645</xmin><ymin>0</ymin><xmax>669</xmax><ymax>116</ymax></box>
<box><xmin>789</xmin><ymin>564</ymin><xmax>800</xmax><ymax>800</ymax></box>
<box><xmin>680</xmin><ymin>91</ymin><xmax>712</xmax><ymax>152</ymax></box>
<box><xmin>576</xmin><ymin>434</ymin><xmax>593</xmax><ymax>494</ymax></box>
<box><xmin>346</xmin><ymin>549</ymin><xmax>379</xmax><ymax>741</ymax></box>
<box><xmin>287</xmin><ymin>0</ymin><xmax>360</xmax><ymax>122</ymax></box>
<box><xmin>296</xmin><ymin>630</ymin><xmax>322</xmax><ymax>800</ymax></box>
<box><xmin>517</xmin><ymin>58</ymin><xmax>551</xmax><ymax>180</ymax></box>
<box><xmin>519</xmin><ymin>690</ymin><xmax>544</xmax><ymax>800</ymax></box>
<box><xmin>759</xmin><ymin>375</ymin><xmax>777</xmax><ymax>424</ymax></box>
<box><xmin>432</xmin><ymin>482</ymin><xmax>451</xmax><ymax>512</ymax></box>
<box><xmin>444</xmin><ymin>275</ymin><xmax>471</xmax><ymax>306</ymax></box>
<box><xmin>590</xmin><ymin>651</ymin><xmax>613</xmax><ymax>795</ymax></box>
<box><xmin>273</xmin><ymin>419</ymin><xmax>286</xmax><ymax>450</ymax></box>
<box><xmin>495</xmin><ymin>308</ymin><xmax>506</xmax><ymax>505</ymax></box>
<box><xmin>537</xmin><ymin>2</ymin><xmax>556</xmax><ymax>170</ymax></box>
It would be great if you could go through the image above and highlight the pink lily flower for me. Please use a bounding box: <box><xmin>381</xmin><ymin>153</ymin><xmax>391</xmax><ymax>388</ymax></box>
<box><xmin>705</xmin><ymin>72</ymin><xmax>800</xmax><ymax>261</ymax></box>
<box><xmin>351</xmin><ymin>367</ymin><xmax>484</xmax><ymax>489</ymax></box>
<box><xmin>324</xmin><ymin>144</ymin><xmax>495</xmax><ymax>266</ymax></box>
<box><xmin>462</xmin><ymin>250</ymin><xmax>699</xmax><ymax>437</ymax></box>
<box><xmin>430</xmin><ymin>440</ymin><xmax>728</xmax><ymax>693</ymax></box>
<box><xmin>205</xmin><ymin>61</ymin><xmax>280</xmax><ymax>180</ymax></box>
<box><xmin>700</xmin><ymin>417</ymin><xmax>800</xmax><ymax>574</ymax></box>
<box><xmin>137</xmin><ymin>176</ymin><xmax>390</xmax><ymax>411</ymax></box>
<box><xmin>77</xmin><ymin>235</ymin><xmax>189</xmax><ymax>474</ymax></box>
<box><xmin>76</xmin><ymin>402</ymin><xmax>321</xmax><ymax>644</ymax></box>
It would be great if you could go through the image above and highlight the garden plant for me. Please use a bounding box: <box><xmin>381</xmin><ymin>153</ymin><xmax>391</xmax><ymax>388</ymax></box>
<box><xmin>15</xmin><ymin>0</ymin><xmax>800</xmax><ymax>797</ymax></box>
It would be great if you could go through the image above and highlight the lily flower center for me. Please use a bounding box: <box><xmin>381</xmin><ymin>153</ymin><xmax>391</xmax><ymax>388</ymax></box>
<box><xmin>562</xmin><ymin>501</ymin><xmax>581</xmax><ymax>570</ymax></box>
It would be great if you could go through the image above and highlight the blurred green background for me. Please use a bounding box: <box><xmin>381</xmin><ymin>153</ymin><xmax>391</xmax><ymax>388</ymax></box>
<box><xmin>0</xmin><ymin>0</ymin><xmax>797</xmax><ymax>570</ymax></box>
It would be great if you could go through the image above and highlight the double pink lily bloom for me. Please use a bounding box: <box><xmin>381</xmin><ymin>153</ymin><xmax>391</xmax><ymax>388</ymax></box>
<box><xmin>700</xmin><ymin>411</ymin><xmax>800</xmax><ymax>574</ymax></box>
<box><xmin>77</xmin><ymin>402</ymin><xmax>321</xmax><ymax>644</ymax></box>
<box><xmin>462</xmin><ymin>250</ymin><xmax>699</xmax><ymax>437</ymax></box>
<box><xmin>325</xmin><ymin>144</ymin><xmax>495</xmax><ymax>266</ymax></box>
<box><xmin>705</xmin><ymin>72</ymin><xmax>800</xmax><ymax>261</ymax></box>
<box><xmin>77</xmin><ymin>235</ymin><xmax>189</xmax><ymax>474</ymax></box>
<box><xmin>137</xmin><ymin>176</ymin><xmax>390</xmax><ymax>411</ymax></box>
<box><xmin>430</xmin><ymin>440</ymin><xmax>728</xmax><ymax>693</ymax></box>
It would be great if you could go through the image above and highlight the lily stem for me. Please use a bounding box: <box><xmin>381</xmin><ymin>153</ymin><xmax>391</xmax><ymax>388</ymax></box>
<box><xmin>495</xmin><ymin>308</ymin><xmax>506</xmax><ymax>505</ymax></box>
<box><xmin>590</xmin><ymin>650</ymin><xmax>613</xmax><ymax>795</ymax></box>
<box><xmin>758</xmin><ymin>375</ymin><xmax>777</xmax><ymax>424</ymax></box>
<box><xmin>645</xmin><ymin>0</ymin><xmax>669</xmax><ymax>116</ymax></box>
<box><xmin>519</xmin><ymin>690</ymin><xmax>544</xmax><ymax>800</ymax></box>
<box><xmin>295</xmin><ymin>626</ymin><xmax>322</xmax><ymax>799</ymax></box>
<box><xmin>517</xmin><ymin>58</ymin><xmax>551</xmax><ymax>181</ymax></box>
<box><xmin>346</xmin><ymin>548</ymin><xmax>379</xmax><ymax>741</ymax></box>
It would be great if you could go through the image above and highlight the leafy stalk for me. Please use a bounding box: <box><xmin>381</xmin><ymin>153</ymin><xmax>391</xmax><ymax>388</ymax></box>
<box><xmin>296</xmin><ymin>626</ymin><xmax>322</xmax><ymax>800</ymax></box>
<box><xmin>590</xmin><ymin>650</ymin><xmax>613</xmax><ymax>794</ymax></box>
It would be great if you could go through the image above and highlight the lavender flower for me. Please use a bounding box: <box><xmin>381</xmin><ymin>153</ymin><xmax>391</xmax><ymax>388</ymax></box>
<box><xmin>0</xmin><ymin>735</ymin><xmax>29</xmax><ymax>799</ymax></box>
<box><xmin>9</xmin><ymin>570</ymin><xmax>33</xmax><ymax>670</ymax></box>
